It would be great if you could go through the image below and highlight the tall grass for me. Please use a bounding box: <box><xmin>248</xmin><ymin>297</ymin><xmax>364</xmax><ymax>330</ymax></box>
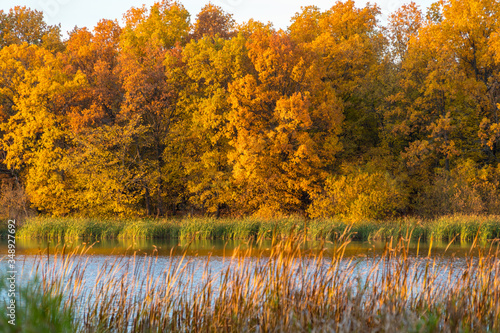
<box><xmin>13</xmin><ymin>214</ymin><xmax>500</xmax><ymax>243</ymax></box>
<box><xmin>0</xmin><ymin>274</ymin><xmax>75</xmax><ymax>333</ymax></box>
<box><xmin>20</xmin><ymin>229</ymin><xmax>500</xmax><ymax>332</ymax></box>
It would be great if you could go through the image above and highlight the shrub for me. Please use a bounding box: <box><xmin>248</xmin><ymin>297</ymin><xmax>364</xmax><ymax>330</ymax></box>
<box><xmin>0</xmin><ymin>179</ymin><xmax>32</xmax><ymax>221</ymax></box>
<box><xmin>416</xmin><ymin>160</ymin><xmax>500</xmax><ymax>216</ymax></box>
<box><xmin>308</xmin><ymin>168</ymin><xmax>407</xmax><ymax>221</ymax></box>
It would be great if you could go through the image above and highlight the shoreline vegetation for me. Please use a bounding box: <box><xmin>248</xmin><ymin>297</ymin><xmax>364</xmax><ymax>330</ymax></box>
<box><xmin>5</xmin><ymin>231</ymin><xmax>500</xmax><ymax>332</ymax></box>
<box><xmin>4</xmin><ymin>214</ymin><xmax>500</xmax><ymax>244</ymax></box>
<box><xmin>2</xmin><ymin>1</ymin><xmax>500</xmax><ymax>331</ymax></box>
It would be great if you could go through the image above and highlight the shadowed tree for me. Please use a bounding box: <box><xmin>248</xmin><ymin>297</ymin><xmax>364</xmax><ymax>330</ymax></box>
<box><xmin>191</xmin><ymin>3</ymin><xmax>235</xmax><ymax>41</ymax></box>
<box><xmin>290</xmin><ymin>0</ymin><xmax>386</xmax><ymax>158</ymax></box>
<box><xmin>118</xmin><ymin>0</ymin><xmax>190</xmax><ymax>216</ymax></box>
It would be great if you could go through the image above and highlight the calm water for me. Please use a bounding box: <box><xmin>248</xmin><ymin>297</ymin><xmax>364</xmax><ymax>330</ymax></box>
<box><xmin>0</xmin><ymin>238</ymin><xmax>491</xmax><ymax>287</ymax></box>
<box><xmin>0</xmin><ymin>237</ymin><xmax>495</xmax><ymax>328</ymax></box>
<box><xmin>0</xmin><ymin>237</ymin><xmax>488</xmax><ymax>293</ymax></box>
<box><xmin>0</xmin><ymin>237</ymin><xmax>488</xmax><ymax>258</ymax></box>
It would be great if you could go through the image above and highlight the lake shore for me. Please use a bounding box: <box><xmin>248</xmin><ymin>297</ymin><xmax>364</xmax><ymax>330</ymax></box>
<box><xmin>4</xmin><ymin>231</ymin><xmax>500</xmax><ymax>332</ymax></box>
<box><xmin>5</xmin><ymin>214</ymin><xmax>500</xmax><ymax>244</ymax></box>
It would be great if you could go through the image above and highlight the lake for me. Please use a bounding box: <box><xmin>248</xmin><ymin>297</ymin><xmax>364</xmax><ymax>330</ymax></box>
<box><xmin>0</xmin><ymin>237</ymin><xmax>485</xmax><ymax>258</ymax></box>
<box><xmin>1</xmin><ymin>237</ymin><xmax>497</xmax><ymax>332</ymax></box>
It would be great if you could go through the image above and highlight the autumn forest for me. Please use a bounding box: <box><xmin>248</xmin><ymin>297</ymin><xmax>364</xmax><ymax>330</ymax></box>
<box><xmin>1</xmin><ymin>0</ymin><xmax>500</xmax><ymax>220</ymax></box>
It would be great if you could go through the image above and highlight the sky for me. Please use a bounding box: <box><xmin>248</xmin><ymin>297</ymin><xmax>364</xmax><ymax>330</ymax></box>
<box><xmin>0</xmin><ymin>0</ymin><xmax>435</xmax><ymax>36</ymax></box>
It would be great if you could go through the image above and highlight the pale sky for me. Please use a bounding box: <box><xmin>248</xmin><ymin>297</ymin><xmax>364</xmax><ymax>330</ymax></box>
<box><xmin>0</xmin><ymin>0</ymin><xmax>435</xmax><ymax>36</ymax></box>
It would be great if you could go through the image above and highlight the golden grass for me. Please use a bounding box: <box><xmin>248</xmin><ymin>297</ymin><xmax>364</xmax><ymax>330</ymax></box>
<box><xmin>23</xmin><ymin>228</ymin><xmax>500</xmax><ymax>332</ymax></box>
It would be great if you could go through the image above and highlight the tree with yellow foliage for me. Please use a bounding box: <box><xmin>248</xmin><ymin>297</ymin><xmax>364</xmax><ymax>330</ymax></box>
<box><xmin>290</xmin><ymin>0</ymin><xmax>386</xmax><ymax>158</ymax></box>
<box><xmin>0</xmin><ymin>6</ymin><xmax>62</xmax><ymax>51</ymax></box>
<box><xmin>0</xmin><ymin>44</ymin><xmax>86</xmax><ymax>215</ymax></box>
<box><xmin>227</xmin><ymin>24</ymin><xmax>343</xmax><ymax>216</ymax></box>
<box><xmin>118</xmin><ymin>0</ymin><xmax>190</xmax><ymax>216</ymax></box>
<box><xmin>179</xmin><ymin>30</ymin><xmax>250</xmax><ymax>216</ymax></box>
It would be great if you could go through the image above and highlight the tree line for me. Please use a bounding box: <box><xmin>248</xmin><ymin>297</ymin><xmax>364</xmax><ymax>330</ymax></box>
<box><xmin>1</xmin><ymin>0</ymin><xmax>500</xmax><ymax>219</ymax></box>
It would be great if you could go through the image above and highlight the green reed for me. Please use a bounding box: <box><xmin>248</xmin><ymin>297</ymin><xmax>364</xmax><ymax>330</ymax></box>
<box><xmin>12</xmin><ymin>215</ymin><xmax>500</xmax><ymax>245</ymax></box>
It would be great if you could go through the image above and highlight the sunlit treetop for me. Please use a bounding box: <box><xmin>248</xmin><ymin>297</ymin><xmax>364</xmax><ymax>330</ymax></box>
<box><xmin>121</xmin><ymin>0</ymin><xmax>190</xmax><ymax>51</ymax></box>
<box><xmin>0</xmin><ymin>6</ymin><xmax>62</xmax><ymax>51</ymax></box>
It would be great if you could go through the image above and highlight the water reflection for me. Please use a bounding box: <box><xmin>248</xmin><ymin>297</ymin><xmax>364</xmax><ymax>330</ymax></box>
<box><xmin>0</xmin><ymin>237</ymin><xmax>493</xmax><ymax>259</ymax></box>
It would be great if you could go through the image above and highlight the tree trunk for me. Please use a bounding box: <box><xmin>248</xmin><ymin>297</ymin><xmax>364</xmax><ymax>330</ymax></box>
<box><xmin>145</xmin><ymin>186</ymin><xmax>152</xmax><ymax>216</ymax></box>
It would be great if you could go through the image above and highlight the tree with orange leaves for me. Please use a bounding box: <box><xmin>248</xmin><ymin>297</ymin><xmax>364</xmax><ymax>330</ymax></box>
<box><xmin>227</xmin><ymin>24</ymin><xmax>343</xmax><ymax>216</ymax></box>
<box><xmin>118</xmin><ymin>0</ymin><xmax>190</xmax><ymax>216</ymax></box>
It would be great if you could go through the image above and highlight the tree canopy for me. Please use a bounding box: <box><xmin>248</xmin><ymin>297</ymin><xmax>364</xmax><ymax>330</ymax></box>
<box><xmin>2</xmin><ymin>0</ymin><xmax>500</xmax><ymax>219</ymax></box>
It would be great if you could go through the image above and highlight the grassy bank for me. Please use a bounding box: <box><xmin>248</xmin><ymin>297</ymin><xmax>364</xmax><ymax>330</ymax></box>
<box><xmin>8</xmin><ymin>214</ymin><xmax>500</xmax><ymax>243</ymax></box>
<box><xmin>17</xmin><ymin>233</ymin><xmax>500</xmax><ymax>332</ymax></box>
